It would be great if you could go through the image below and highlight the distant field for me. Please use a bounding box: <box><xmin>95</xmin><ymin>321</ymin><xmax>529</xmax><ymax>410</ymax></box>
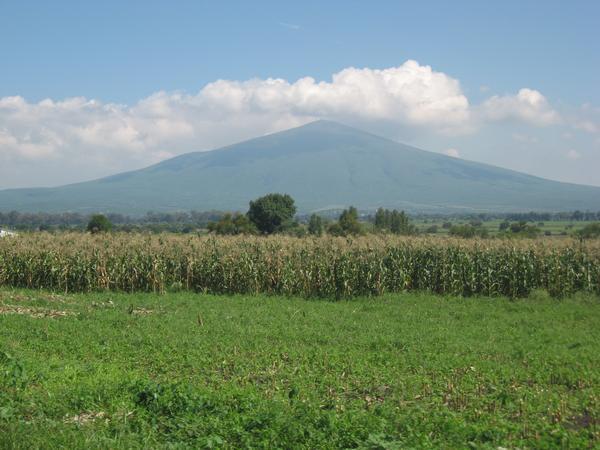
<box><xmin>0</xmin><ymin>290</ymin><xmax>598</xmax><ymax>448</ymax></box>
<box><xmin>415</xmin><ymin>219</ymin><xmax>596</xmax><ymax>236</ymax></box>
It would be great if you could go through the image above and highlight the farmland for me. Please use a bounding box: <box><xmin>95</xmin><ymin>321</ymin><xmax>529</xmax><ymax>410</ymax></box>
<box><xmin>1</xmin><ymin>233</ymin><xmax>599</xmax><ymax>298</ymax></box>
<box><xmin>1</xmin><ymin>289</ymin><xmax>599</xmax><ymax>448</ymax></box>
<box><xmin>1</xmin><ymin>233</ymin><xmax>599</xmax><ymax>448</ymax></box>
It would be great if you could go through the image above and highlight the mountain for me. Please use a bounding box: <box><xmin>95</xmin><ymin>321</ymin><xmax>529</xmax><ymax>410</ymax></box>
<box><xmin>1</xmin><ymin>120</ymin><xmax>600</xmax><ymax>214</ymax></box>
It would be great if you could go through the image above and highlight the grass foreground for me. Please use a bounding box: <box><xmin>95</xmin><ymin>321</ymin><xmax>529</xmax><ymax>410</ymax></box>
<box><xmin>1</xmin><ymin>290</ymin><xmax>599</xmax><ymax>449</ymax></box>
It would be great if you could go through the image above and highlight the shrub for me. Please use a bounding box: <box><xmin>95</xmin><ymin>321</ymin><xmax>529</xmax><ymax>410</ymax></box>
<box><xmin>208</xmin><ymin>213</ymin><xmax>257</xmax><ymax>235</ymax></box>
<box><xmin>87</xmin><ymin>214</ymin><xmax>112</xmax><ymax>234</ymax></box>
<box><xmin>449</xmin><ymin>224</ymin><xmax>487</xmax><ymax>238</ymax></box>
<box><xmin>576</xmin><ymin>223</ymin><xmax>600</xmax><ymax>239</ymax></box>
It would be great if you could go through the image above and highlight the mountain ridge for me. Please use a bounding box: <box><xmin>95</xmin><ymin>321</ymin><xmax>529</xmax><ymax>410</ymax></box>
<box><xmin>1</xmin><ymin>120</ymin><xmax>600</xmax><ymax>214</ymax></box>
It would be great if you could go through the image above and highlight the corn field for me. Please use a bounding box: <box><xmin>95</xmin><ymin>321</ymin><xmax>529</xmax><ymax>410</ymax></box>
<box><xmin>0</xmin><ymin>233</ymin><xmax>599</xmax><ymax>298</ymax></box>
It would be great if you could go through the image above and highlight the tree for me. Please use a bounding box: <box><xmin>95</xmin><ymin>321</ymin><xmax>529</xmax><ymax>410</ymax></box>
<box><xmin>87</xmin><ymin>214</ymin><xmax>112</xmax><ymax>234</ymax></box>
<box><xmin>449</xmin><ymin>224</ymin><xmax>488</xmax><ymax>238</ymax></box>
<box><xmin>577</xmin><ymin>223</ymin><xmax>600</xmax><ymax>239</ymax></box>
<box><xmin>390</xmin><ymin>210</ymin><xmax>406</xmax><ymax>234</ymax></box>
<box><xmin>338</xmin><ymin>206</ymin><xmax>363</xmax><ymax>235</ymax></box>
<box><xmin>374</xmin><ymin>208</ymin><xmax>389</xmax><ymax>230</ymax></box>
<box><xmin>308</xmin><ymin>214</ymin><xmax>324</xmax><ymax>236</ymax></box>
<box><xmin>373</xmin><ymin>208</ymin><xmax>415</xmax><ymax>235</ymax></box>
<box><xmin>326</xmin><ymin>222</ymin><xmax>345</xmax><ymax>237</ymax></box>
<box><xmin>247</xmin><ymin>193</ymin><xmax>297</xmax><ymax>234</ymax></box>
<box><xmin>449</xmin><ymin>224</ymin><xmax>476</xmax><ymax>238</ymax></box>
<box><xmin>571</xmin><ymin>210</ymin><xmax>584</xmax><ymax>221</ymax></box>
<box><xmin>500</xmin><ymin>221</ymin><xmax>540</xmax><ymax>238</ymax></box>
<box><xmin>207</xmin><ymin>213</ymin><xmax>257</xmax><ymax>235</ymax></box>
<box><xmin>510</xmin><ymin>221</ymin><xmax>527</xmax><ymax>233</ymax></box>
<box><xmin>426</xmin><ymin>225</ymin><xmax>438</xmax><ymax>234</ymax></box>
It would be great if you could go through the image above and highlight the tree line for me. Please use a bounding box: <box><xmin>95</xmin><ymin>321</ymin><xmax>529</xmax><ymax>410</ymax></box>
<box><xmin>413</xmin><ymin>210</ymin><xmax>600</xmax><ymax>223</ymax></box>
<box><xmin>207</xmin><ymin>195</ymin><xmax>417</xmax><ymax>237</ymax></box>
<box><xmin>0</xmin><ymin>210</ymin><xmax>224</xmax><ymax>232</ymax></box>
<box><xmin>3</xmin><ymin>195</ymin><xmax>600</xmax><ymax>238</ymax></box>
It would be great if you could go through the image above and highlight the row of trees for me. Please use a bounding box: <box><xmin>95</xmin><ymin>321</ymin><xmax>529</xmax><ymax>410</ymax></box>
<box><xmin>374</xmin><ymin>208</ymin><xmax>417</xmax><ymax>234</ymax></box>
<box><xmin>0</xmin><ymin>210</ymin><xmax>224</xmax><ymax>232</ymax></box>
<box><xmin>206</xmin><ymin>196</ymin><xmax>417</xmax><ymax>237</ymax></box>
<box><xmin>3</xmin><ymin>207</ymin><xmax>600</xmax><ymax>233</ymax></box>
<box><xmin>448</xmin><ymin>220</ymin><xmax>543</xmax><ymax>239</ymax></box>
<box><xmin>414</xmin><ymin>210</ymin><xmax>600</xmax><ymax>223</ymax></box>
<box><xmin>5</xmin><ymin>194</ymin><xmax>417</xmax><ymax>237</ymax></box>
<box><xmin>7</xmin><ymin>194</ymin><xmax>599</xmax><ymax>239</ymax></box>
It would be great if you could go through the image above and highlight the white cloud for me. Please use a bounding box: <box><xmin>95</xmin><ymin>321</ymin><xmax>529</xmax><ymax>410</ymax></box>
<box><xmin>481</xmin><ymin>88</ymin><xmax>561</xmax><ymax>126</ymax></box>
<box><xmin>573</xmin><ymin>120</ymin><xmax>598</xmax><ymax>134</ymax></box>
<box><xmin>0</xmin><ymin>60</ymin><xmax>588</xmax><ymax>188</ymax></box>
<box><xmin>0</xmin><ymin>61</ymin><xmax>477</xmax><ymax>187</ymax></box>
<box><xmin>566</xmin><ymin>149</ymin><xmax>581</xmax><ymax>160</ymax></box>
<box><xmin>197</xmin><ymin>60</ymin><xmax>472</xmax><ymax>132</ymax></box>
<box><xmin>444</xmin><ymin>148</ymin><xmax>460</xmax><ymax>158</ymax></box>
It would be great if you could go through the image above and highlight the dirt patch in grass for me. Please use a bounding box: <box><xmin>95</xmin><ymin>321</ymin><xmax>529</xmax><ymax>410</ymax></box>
<box><xmin>0</xmin><ymin>292</ymin><xmax>69</xmax><ymax>304</ymax></box>
<box><xmin>129</xmin><ymin>306</ymin><xmax>154</xmax><ymax>315</ymax></box>
<box><xmin>0</xmin><ymin>293</ymin><xmax>30</xmax><ymax>303</ymax></box>
<box><xmin>0</xmin><ymin>304</ymin><xmax>75</xmax><ymax>318</ymax></box>
<box><xmin>64</xmin><ymin>411</ymin><xmax>107</xmax><ymax>425</ymax></box>
<box><xmin>91</xmin><ymin>300</ymin><xmax>115</xmax><ymax>308</ymax></box>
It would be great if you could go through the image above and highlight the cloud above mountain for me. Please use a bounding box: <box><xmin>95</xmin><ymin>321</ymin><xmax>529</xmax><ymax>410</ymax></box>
<box><xmin>199</xmin><ymin>60</ymin><xmax>472</xmax><ymax>132</ymax></box>
<box><xmin>0</xmin><ymin>60</ymin><xmax>597</xmax><ymax>188</ymax></box>
<box><xmin>481</xmin><ymin>88</ymin><xmax>560</xmax><ymax>126</ymax></box>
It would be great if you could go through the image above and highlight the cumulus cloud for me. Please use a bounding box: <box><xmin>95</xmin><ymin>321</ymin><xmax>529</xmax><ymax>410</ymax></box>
<box><xmin>198</xmin><ymin>60</ymin><xmax>472</xmax><ymax>132</ymax></box>
<box><xmin>0</xmin><ymin>60</ymin><xmax>577</xmax><ymax>188</ymax></box>
<box><xmin>0</xmin><ymin>60</ymin><xmax>477</xmax><ymax>186</ymax></box>
<box><xmin>566</xmin><ymin>149</ymin><xmax>581</xmax><ymax>160</ymax></box>
<box><xmin>481</xmin><ymin>88</ymin><xmax>561</xmax><ymax>126</ymax></box>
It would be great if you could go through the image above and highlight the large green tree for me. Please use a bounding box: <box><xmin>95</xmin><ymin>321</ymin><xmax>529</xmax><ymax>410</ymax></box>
<box><xmin>87</xmin><ymin>214</ymin><xmax>112</xmax><ymax>234</ymax></box>
<box><xmin>247</xmin><ymin>193</ymin><xmax>297</xmax><ymax>234</ymax></box>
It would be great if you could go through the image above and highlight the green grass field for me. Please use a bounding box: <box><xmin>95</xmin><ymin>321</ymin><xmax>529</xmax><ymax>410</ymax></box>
<box><xmin>1</xmin><ymin>289</ymin><xmax>599</xmax><ymax>449</ymax></box>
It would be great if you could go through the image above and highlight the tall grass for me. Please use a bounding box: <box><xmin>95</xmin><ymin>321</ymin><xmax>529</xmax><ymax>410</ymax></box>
<box><xmin>0</xmin><ymin>233</ymin><xmax>599</xmax><ymax>297</ymax></box>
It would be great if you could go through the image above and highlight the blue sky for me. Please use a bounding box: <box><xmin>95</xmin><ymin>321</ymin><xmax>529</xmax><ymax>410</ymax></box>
<box><xmin>1</xmin><ymin>0</ymin><xmax>599</xmax><ymax>188</ymax></box>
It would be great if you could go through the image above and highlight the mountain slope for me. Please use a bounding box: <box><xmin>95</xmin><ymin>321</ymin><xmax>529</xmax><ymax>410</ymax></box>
<box><xmin>1</xmin><ymin>120</ymin><xmax>600</xmax><ymax>214</ymax></box>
